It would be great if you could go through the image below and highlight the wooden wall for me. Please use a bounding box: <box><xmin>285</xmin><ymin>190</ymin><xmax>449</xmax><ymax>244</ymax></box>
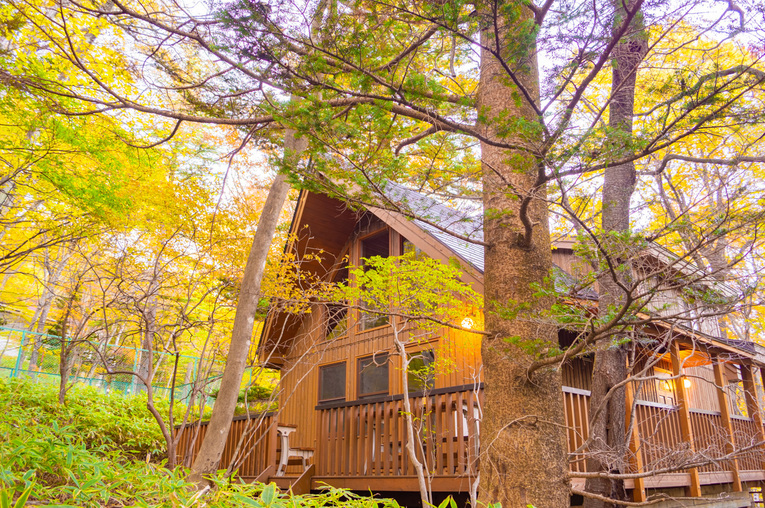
<box><xmin>276</xmin><ymin>310</ymin><xmax>485</xmax><ymax>451</ymax></box>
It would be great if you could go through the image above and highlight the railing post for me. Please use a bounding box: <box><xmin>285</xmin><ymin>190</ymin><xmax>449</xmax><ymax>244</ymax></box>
<box><xmin>267</xmin><ymin>418</ymin><xmax>279</xmax><ymax>474</ymax></box>
<box><xmin>670</xmin><ymin>341</ymin><xmax>702</xmax><ymax>497</ymax></box>
<box><xmin>712</xmin><ymin>354</ymin><xmax>742</xmax><ymax>491</ymax></box>
<box><xmin>740</xmin><ymin>364</ymin><xmax>765</xmax><ymax>470</ymax></box>
<box><xmin>625</xmin><ymin>380</ymin><xmax>646</xmax><ymax>502</ymax></box>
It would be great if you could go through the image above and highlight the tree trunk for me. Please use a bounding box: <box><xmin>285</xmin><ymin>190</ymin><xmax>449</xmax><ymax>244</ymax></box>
<box><xmin>476</xmin><ymin>3</ymin><xmax>569</xmax><ymax>507</ymax></box>
<box><xmin>29</xmin><ymin>248</ymin><xmax>71</xmax><ymax>371</ymax></box>
<box><xmin>584</xmin><ymin>3</ymin><xmax>646</xmax><ymax>505</ymax></box>
<box><xmin>136</xmin><ymin>279</ymin><xmax>158</xmax><ymax>392</ymax></box>
<box><xmin>188</xmin><ymin>129</ymin><xmax>306</xmax><ymax>485</ymax></box>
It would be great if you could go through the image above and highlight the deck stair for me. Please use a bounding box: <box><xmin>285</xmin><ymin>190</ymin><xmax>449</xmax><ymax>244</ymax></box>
<box><xmin>269</xmin><ymin>464</ymin><xmax>315</xmax><ymax>495</ymax></box>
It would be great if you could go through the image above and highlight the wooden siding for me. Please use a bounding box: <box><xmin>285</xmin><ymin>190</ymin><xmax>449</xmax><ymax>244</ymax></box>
<box><xmin>276</xmin><ymin>316</ymin><xmax>483</xmax><ymax>452</ymax></box>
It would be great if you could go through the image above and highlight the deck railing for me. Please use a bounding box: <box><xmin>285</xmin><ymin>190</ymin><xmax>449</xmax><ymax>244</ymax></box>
<box><xmin>317</xmin><ymin>386</ymin><xmax>482</xmax><ymax>478</ymax></box>
<box><xmin>563</xmin><ymin>388</ymin><xmax>765</xmax><ymax>478</ymax></box>
<box><xmin>175</xmin><ymin>413</ymin><xmax>278</xmax><ymax>478</ymax></box>
<box><xmin>175</xmin><ymin>382</ymin><xmax>765</xmax><ymax>494</ymax></box>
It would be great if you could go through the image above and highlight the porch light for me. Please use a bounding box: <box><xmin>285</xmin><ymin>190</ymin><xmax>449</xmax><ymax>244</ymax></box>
<box><xmin>461</xmin><ymin>317</ymin><xmax>474</xmax><ymax>329</ymax></box>
<box><xmin>684</xmin><ymin>378</ymin><xmax>692</xmax><ymax>389</ymax></box>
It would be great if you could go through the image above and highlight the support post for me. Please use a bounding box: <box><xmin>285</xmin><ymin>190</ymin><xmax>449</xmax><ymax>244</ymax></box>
<box><xmin>740</xmin><ymin>364</ymin><xmax>765</xmax><ymax>470</ymax></box>
<box><xmin>625</xmin><ymin>379</ymin><xmax>646</xmax><ymax>502</ymax></box>
<box><xmin>670</xmin><ymin>341</ymin><xmax>702</xmax><ymax>497</ymax></box>
<box><xmin>713</xmin><ymin>354</ymin><xmax>742</xmax><ymax>491</ymax></box>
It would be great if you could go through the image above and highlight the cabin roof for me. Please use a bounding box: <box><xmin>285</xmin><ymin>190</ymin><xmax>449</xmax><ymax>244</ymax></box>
<box><xmin>380</xmin><ymin>182</ymin><xmax>484</xmax><ymax>273</ymax></box>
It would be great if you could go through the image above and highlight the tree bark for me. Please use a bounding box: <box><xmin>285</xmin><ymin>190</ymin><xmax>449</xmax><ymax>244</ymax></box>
<box><xmin>584</xmin><ymin>3</ymin><xmax>646</xmax><ymax>505</ymax></box>
<box><xmin>476</xmin><ymin>3</ymin><xmax>570</xmax><ymax>507</ymax></box>
<box><xmin>188</xmin><ymin>129</ymin><xmax>306</xmax><ymax>485</ymax></box>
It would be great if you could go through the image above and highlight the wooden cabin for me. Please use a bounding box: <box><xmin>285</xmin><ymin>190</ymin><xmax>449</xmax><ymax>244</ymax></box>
<box><xmin>178</xmin><ymin>184</ymin><xmax>765</xmax><ymax>505</ymax></box>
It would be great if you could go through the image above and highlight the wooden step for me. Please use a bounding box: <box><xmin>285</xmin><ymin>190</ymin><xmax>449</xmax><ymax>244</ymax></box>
<box><xmin>268</xmin><ymin>464</ymin><xmax>315</xmax><ymax>495</ymax></box>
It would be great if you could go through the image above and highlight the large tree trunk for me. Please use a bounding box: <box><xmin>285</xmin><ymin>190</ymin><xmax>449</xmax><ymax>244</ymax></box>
<box><xmin>476</xmin><ymin>3</ymin><xmax>569</xmax><ymax>507</ymax></box>
<box><xmin>188</xmin><ymin>129</ymin><xmax>306</xmax><ymax>485</ymax></box>
<box><xmin>584</xmin><ymin>3</ymin><xmax>646</xmax><ymax>506</ymax></box>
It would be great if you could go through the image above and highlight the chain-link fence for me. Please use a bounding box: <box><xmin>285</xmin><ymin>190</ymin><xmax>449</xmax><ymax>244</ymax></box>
<box><xmin>0</xmin><ymin>326</ymin><xmax>224</xmax><ymax>402</ymax></box>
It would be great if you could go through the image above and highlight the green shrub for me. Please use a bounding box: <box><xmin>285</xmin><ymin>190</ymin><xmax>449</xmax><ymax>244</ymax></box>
<box><xmin>0</xmin><ymin>377</ymin><xmax>403</xmax><ymax>508</ymax></box>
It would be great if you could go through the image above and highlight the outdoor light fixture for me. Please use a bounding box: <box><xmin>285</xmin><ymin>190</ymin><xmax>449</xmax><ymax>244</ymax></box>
<box><xmin>684</xmin><ymin>378</ymin><xmax>692</xmax><ymax>389</ymax></box>
<box><xmin>461</xmin><ymin>317</ymin><xmax>474</xmax><ymax>329</ymax></box>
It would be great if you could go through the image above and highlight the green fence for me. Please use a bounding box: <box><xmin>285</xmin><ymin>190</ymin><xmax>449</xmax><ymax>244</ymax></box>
<box><xmin>0</xmin><ymin>326</ymin><xmax>224</xmax><ymax>402</ymax></box>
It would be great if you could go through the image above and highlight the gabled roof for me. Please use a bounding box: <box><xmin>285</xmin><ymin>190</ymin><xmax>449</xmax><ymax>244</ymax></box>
<box><xmin>380</xmin><ymin>182</ymin><xmax>484</xmax><ymax>273</ymax></box>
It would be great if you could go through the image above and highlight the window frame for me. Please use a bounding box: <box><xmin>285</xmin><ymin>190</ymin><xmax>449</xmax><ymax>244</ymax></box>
<box><xmin>357</xmin><ymin>228</ymin><xmax>391</xmax><ymax>331</ymax></box>
<box><xmin>406</xmin><ymin>349</ymin><xmax>436</xmax><ymax>393</ymax></box>
<box><xmin>318</xmin><ymin>361</ymin><xmax>347</xmax><ymax>403</ymax></box>
<box><xmin>357</xmin><ymin>353</ymin><xmax>390</xmax><ymax>398</ymax></box>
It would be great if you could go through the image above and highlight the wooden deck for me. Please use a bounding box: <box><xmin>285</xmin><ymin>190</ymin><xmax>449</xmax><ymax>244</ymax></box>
<box><xmin>176</xmin><ymin>378</ymin><xmax>765</xmax><ymax>499</ymax></box>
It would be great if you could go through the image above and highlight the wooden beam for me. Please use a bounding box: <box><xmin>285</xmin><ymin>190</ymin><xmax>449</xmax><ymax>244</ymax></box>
<box><xmin>670</xmin><ymin>341</ymin><xmax>702</xmax><ymax>497</ymax></box>
<box><xmin>625</xmin><ymin>380</ymin><xmax>646</xmax><ymax>502</ymax></box>
<box><xmin>740</xmin><ymin>364</ymin><xmax>765</xmax><ymax>470</ymax></box>
<box><xmin>712</xmin><ymin>354</ymin><xmax>742</xmax><ymax>492</ymax></box>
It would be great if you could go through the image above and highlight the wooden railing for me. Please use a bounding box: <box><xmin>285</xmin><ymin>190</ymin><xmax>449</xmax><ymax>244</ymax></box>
<box><xmin>173</xmin><ymin>384</ymin><xmax>765</xmax><ymax>492</ymax></box>
<box><xmin>175</xmin><ymin>413</ymin><xmax>278</xmax><ymax>478</ymax></box>
<box><xmin>731</xmin><ymin>416</ymin><xmax>762</xmax><ymax>471</ymax></box>
<box><xmin>562</xmin><ymin>389</ymin><xmax>765</xmax><ymax>479</ymax></box>
<box><xmin>563</xmin><ymin>387</ymin><xmax>590</xmax><ymax>473</ymax></box>
<box><xmin>317</xmin><ymin>386</ymin><xmax>482</xmax><ymax>478</ymax></box>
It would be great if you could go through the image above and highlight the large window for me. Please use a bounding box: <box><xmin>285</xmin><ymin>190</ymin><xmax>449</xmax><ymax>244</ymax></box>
<box><xmin>318</xmin><ymin>362</ymin><xmax>346</xmax><ymax>403</ymax></box>
<box><xmin>358</xmin><ymin>353</ymin><xmax>389</xmax><ymax>397</ymax></box>
<box><xmin>407</xmin><ymin>350</ymin><xmax>436</xmax><ymax>393</ymax></box>
<box><xmin>359</xmin><ymin>231</ymin><xmax>389</xmax><ymax>330</ymax></box>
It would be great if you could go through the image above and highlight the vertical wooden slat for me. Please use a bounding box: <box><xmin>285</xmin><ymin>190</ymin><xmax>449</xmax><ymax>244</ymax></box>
<box><xmin>625</xmin><ymin>381</ymin><xmax>646</xmax><ymax>502</ymax></box>
<box><xmin>713</xmin><ymin>356</ymin><xmax>742</xmax><ymax>491</ymax></box>
<box><xmin>435</xmin><ymin>394</ymin><xmax>444</xmax><ymax>475</ymax></box>
<box><xmin>392</xmin><ymin>399</ymin><xmax>401</xmax><ymax>475</ymax></box>
<box><xmin>741</xmin><ymin>364</ymin><xmax>765</xmax><ymax>470</ymax></box>
<box><xmin>447</xmin><ymin>393</ymin><xmax>456</xmax><ymax>475</ymax></box>
<box><xmin>457</xmin><ymin>391</ymin><xmax>466</xmax><ymax>474</ymax></box>
<box><xmin>670</xmin><ymin>342</ymin><xmax>702</xmax><ymax>497</ymax></box>
<box><xmin>348</xmin><ymin>405</ymin><xmax>357</xmax><ymax>476</ymax></box>
<box><xmin>425</xmin><ymin>395</ymin><xmax>434</xmax><ymax>475</ymax></box>
<box><xmin>365</xmin><ymin>403</ymin><xmax>374</xmax><ymax>475</ymax></box>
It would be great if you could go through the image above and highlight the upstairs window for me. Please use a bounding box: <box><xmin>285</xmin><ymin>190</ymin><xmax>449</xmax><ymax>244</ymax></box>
<box><xmin>401</xmin><ymin>237</ymin><xmax>426</xmax><ymax>259</ymax></box>
<box><xmin>358</xmin><ymin>353</ymin><xmax>389</xmax><ymax>397</ymax></box>
<box><xmin>359</xmin><ymin>231</ymin><xmax>390</xmax><ymax>330</ymax></box>
<box><xmin>318</xmin><ymin>362</ymin><xmax>346</xmax><ymax>403</ymax></box>
<box><xmin>326</xmin><ymin>267</ymin><xmax>349</xmax><ymax>340</ymax></box>
<box><xmin>407</xmin><ymin>350</ymin><xmax>435</xmax><ymax>393</ymax></box>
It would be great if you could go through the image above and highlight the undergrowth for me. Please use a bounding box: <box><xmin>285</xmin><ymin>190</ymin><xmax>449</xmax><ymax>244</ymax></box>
<box><xmin>0</xmin><ymin>378</ymin><xmax>402</xmax><ymax>508</ymax></box>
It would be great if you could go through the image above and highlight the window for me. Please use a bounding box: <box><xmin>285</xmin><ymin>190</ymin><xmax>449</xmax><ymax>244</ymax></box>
<box><xmin>358</xmin><ymin>353</ymin><xmax>389</xmax><ymax>397</ymax></box>
<box><xmin>401</xmin><ymin>237</ymin><xmax>426</xmax><ymax>259</ymax></box>
<box><xmin>655</xmin><ymin>368</ymin><xmax>675</xmax><ymax>406</ymax></box>
<box><xmin>318</xmin><ymin>362</ymin><xmax>346</xmax><ymax>402</ymax></box>
<box><xmin>359</xmin><ymin>231</ymin><xmax>389</xmax><ymax>330</ymax></box>
<box><xmin>325</xmin><ymin>304</ymin><xmax>348</xmax><ymax>340</ymax></box>
<box><xmin>407</xmin><ymin>350</ymin><xmax>435</xmax><ymax>393</ymax></box>
<box><xmin>326</xmin><ymin>267</ymin><xmax>349</xmax><ymax>340</ymax></box>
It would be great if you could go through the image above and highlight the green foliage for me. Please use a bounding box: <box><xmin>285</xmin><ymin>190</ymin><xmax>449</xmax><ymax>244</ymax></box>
<box><xmin>0</xmin><ymin>377</ymin><xmax>406</xmax><ymax>507</ymax></box>
<box><xmin>339</xmin><ymin>251</ymin><xmax>482</xmax><ymax>334</ymax></box>
<box><xmin>0</xmin><ymin>378</ymin><xmax>169</xmax><ymax>458</ymax></box>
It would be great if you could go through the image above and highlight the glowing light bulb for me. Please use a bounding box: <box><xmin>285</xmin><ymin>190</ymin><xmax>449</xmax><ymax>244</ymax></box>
<box><xmin>461</xmin><ymin>317</ymin><xmax>474</xmax><ymax>329</ymax></box>
<box><xmin>683</xmin><ymin>378</ymin><xmax>692</xmax><ymax>389</ymax></box>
